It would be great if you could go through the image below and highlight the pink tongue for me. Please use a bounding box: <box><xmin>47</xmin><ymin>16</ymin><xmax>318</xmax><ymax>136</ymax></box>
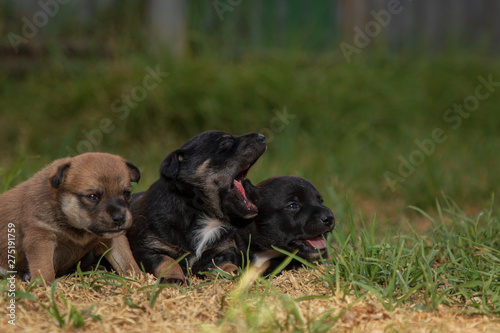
<box><xmin>306</xmin><ymin>237</ymin><xmax>326</xmax><ymax>249</ymax></box>
<box><xmin>234</xmin><ymin>180</ymin><xmax>247</xmax><ymax>198</ymax></box>
<box><xmin>234</xmin><ymin>180</ymin><xmax>258</xmax><ymax>212</ymax></box>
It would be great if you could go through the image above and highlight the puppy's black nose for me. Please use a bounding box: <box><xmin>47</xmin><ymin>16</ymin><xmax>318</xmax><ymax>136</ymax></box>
<box><xmin>321</xmin><ymin>214</ymin><xmax>335</xmax><ymax>226</ymax></box>
<box><xmin>257</xmin><ymin>134</ymin><xmax>266</xmax><ymax>145</ymax></box>
<box><xmin>112</xmin><ymin>214</ymin><xmax>126</xmax><ymax>226</ymax></box>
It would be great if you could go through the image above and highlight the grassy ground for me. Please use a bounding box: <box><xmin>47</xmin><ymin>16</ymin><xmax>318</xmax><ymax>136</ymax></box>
<box><xmin>1</xmin><ymin>197</ymin><xmax>499</xmax><ymax>332</ymax></box>
<box><xmin>1</xmin><ymin>46</ymin><xmax>500</xmax><ymax>331</ymax></box>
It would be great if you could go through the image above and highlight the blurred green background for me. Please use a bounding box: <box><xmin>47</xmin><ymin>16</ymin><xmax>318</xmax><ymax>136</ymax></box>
<box><xmin>1</xmin><ymin>0</ymin><xmax>499</xmax><ymax>224</ymax></box>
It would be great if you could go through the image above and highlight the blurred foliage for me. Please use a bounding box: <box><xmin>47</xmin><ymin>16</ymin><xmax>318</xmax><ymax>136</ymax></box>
<box><xmin>0</xmin><ymin>1</ymin><xmax>499</xmax><ymax>216</ymax></box>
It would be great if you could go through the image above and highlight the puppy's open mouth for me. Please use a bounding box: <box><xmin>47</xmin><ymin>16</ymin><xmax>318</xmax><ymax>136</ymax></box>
<box><xmin>304</xmin><ymin>236</ymin><xmax>327</xmax><ymax>249</ymax></box>
<box><xmin>232</xmin><ymin>164</ymin><xmax>258</xmax><ymax>214</ymax></box>
<box><xmin>294</xmin><ymin>233</ymin><xmax>330</xmax><ymax>253</ymax></box>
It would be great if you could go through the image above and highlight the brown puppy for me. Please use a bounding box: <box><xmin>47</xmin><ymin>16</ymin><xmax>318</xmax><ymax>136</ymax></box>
<box><xmin>0</xmin><ymin>152</ymin><xmax>141</xmax><ymax>284</ymax></box>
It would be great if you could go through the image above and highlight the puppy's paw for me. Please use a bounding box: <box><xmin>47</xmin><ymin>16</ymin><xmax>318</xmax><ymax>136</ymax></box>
<box><xmin>157</xmin><ymin>265</ymin><xmax>186</xmax><ymax>285</ymax></box>
<box><xmin>159</xmin><ymin>276</ymin><xmax>185</xmax><ymax>285</ymax></box>
<box><xmin>154</xmin><ymin>256</ymin><xmax>186</xmax><ymax>284</ymax></box>
<box><xmin>219</xmin><ymin>263</ymin><xmax>238</xmax><ymax>274</ymax></box>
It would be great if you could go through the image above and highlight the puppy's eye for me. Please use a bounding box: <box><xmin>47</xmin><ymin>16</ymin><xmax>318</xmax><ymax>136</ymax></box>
<box><xmin>87</xmin><ymin>194</ymin><xmax>100</xmax><ymax>202</ymax></box>
<box><xmin>286</xmin><ymin>202</ymin><xmax>299</xmax><ymax>210</ymax></box>
<box><xmin>218</xmin><ymin>139</ymin><xmax>233</xmax><ymax>153</ymax></box>
<box><xmin>123</xmin><ymin>191</ymin><xmax>131</xmax><ymax>200</ymax></box>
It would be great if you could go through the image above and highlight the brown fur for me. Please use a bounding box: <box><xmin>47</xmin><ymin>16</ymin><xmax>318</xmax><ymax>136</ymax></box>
<box><xmin>218</xmin><ymin>263</ymin><xmax>238</xmax><ymax>273</ymax></box>
<box><xmin>153</xmin><ymin>257</ymin><xmax>186</xmax><ymax>284</ymax></box>
<box><xmin>0</xmin><ymin>152</ymin><xmax>141</xmax><ymax>284</ymax></box>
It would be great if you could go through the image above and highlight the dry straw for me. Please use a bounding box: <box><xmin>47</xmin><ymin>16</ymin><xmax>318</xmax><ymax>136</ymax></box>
<box><xmin>2</xmin><ymin>266</ymin><xmax>500</xmax><ymax>333</ymax></box>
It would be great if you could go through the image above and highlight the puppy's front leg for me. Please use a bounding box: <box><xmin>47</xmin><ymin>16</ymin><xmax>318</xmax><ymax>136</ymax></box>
<box><xmin>97</xmin><ymin>235</ymin><xmax>142</xmax><ymax>277</ymax></box>
<box><xmin>24</xmin><ymin>232</ymin><xmax>57</xmax><ymax>284</ymax></box>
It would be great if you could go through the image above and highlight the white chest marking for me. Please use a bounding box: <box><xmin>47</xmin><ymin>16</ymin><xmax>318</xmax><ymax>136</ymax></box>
<box><xmin>193</xmin><ymin>216</ymin><xmax>226</xmax><ymax>258</ymax></box>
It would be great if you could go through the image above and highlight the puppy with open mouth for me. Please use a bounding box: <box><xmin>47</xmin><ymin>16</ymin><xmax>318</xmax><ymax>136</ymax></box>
<box><xmin>0</xmin><ymin>152</ymin><xmax>142</xmax><ymax>284</ymax></box>
<box><xmin>236</xmin><ymin>176</ymin><xmax>335</xmax><ymax>274</ymax></box>
<box><xmin>127</xmin><ymin>130</ymin><xmax>266</xmax><ymax>282</ymax></box>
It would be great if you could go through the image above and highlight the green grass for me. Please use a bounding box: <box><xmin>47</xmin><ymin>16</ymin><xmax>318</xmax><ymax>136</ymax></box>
<box><xmin>329</xmin><ymin>196</ymin><xmax>500</xmax><ymax>315</ymax></box>
<box><xmin>1</xmin><ymin>50</ymin><xmax>499</xmax><ymax>212</ymax></box>
<box><xmin>38</xmin><ymin>282</ymin><xmax>101</xmax><ymax>328</ymax></box>
<box><xmin>2</xmin><ymin>193</ymin><xmax>499</xmax><ymax>330</ymax></box>
<box><xmin>206</xmin><ymin>196</ymin><xmax>500</xmax><ymax>332</ymax></box>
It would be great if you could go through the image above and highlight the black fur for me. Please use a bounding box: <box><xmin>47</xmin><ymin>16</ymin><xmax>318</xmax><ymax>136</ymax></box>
<box><xmin>127</xmin><ymin>130</ymin><xmax>266</xmax><ymax>277</ymax></box>
<box><xmin>236</xmin><ymin>176</ymin><xmax>335</xmax><ymax>274</ymax></box>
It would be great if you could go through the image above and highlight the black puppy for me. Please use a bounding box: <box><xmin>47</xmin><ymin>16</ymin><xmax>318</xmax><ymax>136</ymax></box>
<box><xmin>236</xmin><ymin>176</ymin><xmax>335</xmax><ymax>273</ymax></box>
<box><xmin>127</xmin><ymin>131</ymin><xmax>266</xmax><ymax>282</ymax></box>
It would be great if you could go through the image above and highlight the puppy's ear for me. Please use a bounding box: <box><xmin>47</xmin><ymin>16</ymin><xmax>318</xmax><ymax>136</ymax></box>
<box><xmin>126</xmin><ymin>161</ymin><xmax>141</xmax><ymax>183</ymax></box>
<box><xmin>160</xmin><ymin>150</ymin><xmax>184</xmax><ymax>180</ymax></box>
<box><xmin>49</xmin><ymin>162</ymin><xmax>71</xmax><ymax>188</ymax></box>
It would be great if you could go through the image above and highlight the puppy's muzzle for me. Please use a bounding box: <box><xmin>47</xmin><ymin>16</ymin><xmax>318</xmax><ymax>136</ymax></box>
<box><xmin>248</xmin><ymin>134</ymin><xmax>266</xmax><ymax>152</ymax></box>
<box><xmin>107</xmin><ymin>203</ymin><xmax>129</xmax><ymax>227</ymax></box>
<box><xmin>321</xmin><ymin>213</ymin><xmax>335</xmax><ymax>227</ymax></box>
<box><xmin>256</xmin><ymin>134</ymin><xmax>266</xmax><ymax>145</ymax></box>
<box><xmin>111</xmin><ymin>213</ymin><xmax>126</xmax><ymax>227</ymax></box>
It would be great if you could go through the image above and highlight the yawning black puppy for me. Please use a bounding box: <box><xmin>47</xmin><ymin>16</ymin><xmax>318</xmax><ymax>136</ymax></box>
<box><xmin>236</xmin><ymin>176</ymin><xmax>335</xmax><ymax>273</ymax></box>
<box><xmin>127</xmin><ymin>131</ymin><xmax>266</xmax><ymax>281</ymax></box>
